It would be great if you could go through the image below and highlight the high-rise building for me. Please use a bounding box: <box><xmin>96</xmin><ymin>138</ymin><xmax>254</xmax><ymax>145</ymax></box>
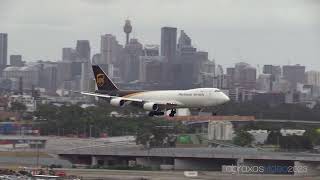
<box><xmin>143</xmin><ymin>45</ymin><xmax>159</xmax><ymax>56</ymax></box>
<box><xmin>2</xmin><ymin>66</ymin><xmax>40</xmax><ymax>89</ymax></box>
<box><xmin>0</xmin><ymin>33</ymin><xmax>8</xmax><ymax>75</ymax></box>
<box><xmin>62</xmin><ymin>48</ymin><xmax>77</xmax><ymax>62</ymax></box>
<box><xmin>263</xmin><ymin>65</ymin><xmax>281</xmax><ymax>81</ymax></box>
<box><xmin>161</xmin><ymin>27</ymin><xmax>177</xmax><ymax>62</ymax></box>
<box><xmin>257</xmin><ymin>74</ymin><xmax>272</xmax><ymax>92</ymax></box>
<box><xmin>226</xmin><ymin>67</ymin><xmax>235</xmax><ymax>88</ymax></box>
<box><xmin>177</xmin><ymin>30</ymin><xmax>191</xmax><ymax>48</ymax></box>
<box><xmin>100</xmin><ymin>34</ymin><xmax>124</xmax><ymax>78</ymax></box>
<box><xmin>76</xmin><ymin>40</ymin><xmax>91</xmax><ymax>61</ymax></box>
<box><xmin>81</xmin><ymin>61</ymin><xmax>90</xmax><ymax>92</ymax></box>
<box><xmin>39</xmin><ymin>63</ymin><xmax>58</xmax><ymax>92</ymax></box>
<box><xmin>282</xmin><ymin>64</ymin><xmax>305</xmax><ymax>90</ymax></box>
<box><xmin>101</xmin><ymin>34</ymin><xmax>120</xmax><ymax>65</ymax></box>
<box><xmin>305</xmin><ymin>71</ymin><xmax>320</xmax><ymax>87</ymax></box>
<box><xmin>177</xmin><ymin>30</ymin><xmax>197</xmax><ymax>57</ymax></box>
<box><xmin>139</xmin><ymin>56</ymin><xmax>166</xmax><ymax>83</ymax></box>
<box><xmin>92</xmin><ymin>53</ymin><xmax>101</xmax><ymax>64</ymax></box>
<box><xmin>123</xmin><ymin>38</ymin><xmax>143</xmax><ymax>82</ymax></box>
<box><xmin>57</xmin><ymin>61</ymin><xmax>72</xmax><ymax>88</ymax></box>
<box><xmin>10</xmin><ymin>55</ymin><xmax>24</xmax><ymax>67</ymax></box>
<box><xmin>234</xmin><ymin>62</ymin><xmax>257</xmax><ymax>90</ymax></box>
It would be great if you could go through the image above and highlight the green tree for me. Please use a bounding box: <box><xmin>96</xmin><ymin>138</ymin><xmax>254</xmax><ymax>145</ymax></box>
<box><xmin>266</xmin><ymin>130</ymin><xmax>282</xmax><ymax>145</ymax></box>
<box><xmin>10</xmin><ymin>101</ymin><xmax>27</xmax><ymax>112</ymax></box>
<box><xmin>304</xmin><ymin>128</ymin><xmax>320</xmax><ymax>146</ymax></box>
<box><xmin>232</xmin><ymin>130</ymin><xmax>254</xmax><ymax>147</ymax></box>
<box><xmin>279</xmin><ymin>135</ymin><xmax>313</xmax><ymax>150</ymax></box>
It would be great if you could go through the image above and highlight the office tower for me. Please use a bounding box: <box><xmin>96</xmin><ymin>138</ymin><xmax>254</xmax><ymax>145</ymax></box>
<box><xmin>234</xmin><ymin>62</ymin><xmax>257</xmax><ymax>90</ymax></box>
<box><xmin>283</xmin><ymin>64</ymin><xmax>305</xmax><ymax>90</ymax></box>
<box><xmin>143</xmin><ymin>45</ymin><xmax>159</xmax><ymax>56</ymax></box>
<box><xmin>226</xmin><ymin>67</ymin><xmax>235</xmax><ymax>88</ymax></box>
<box><xmin>263</xmin><ymin>65</ymin><xmax>281</xmax><ymax>80</ymax></box>
<box><xmin>100</xmin><ymin>34</ymin><xmax>123</xmax><ymax>78</ymax></box>
<box><xmin>3</xmin><ymin>66</ymin><xmax>40</xmax><ymax>89</ymax></box>
<box><xmin>177</xmin><ymin>30</ymin><xmax>197</xmax><ymax>57</ymax></box>
<box><xmin>62</xmin><ymin>48</ymin><xmax>77</xmax><ymax>62</ymax></box>
<box><xmin>123</xmin><ymin>38</ymin><xmax>143</xmax><ymax>82</ymax></box>
<box><xmin>76</xmin><ymin>40</ymin><xmax>91</xmax><ymax>61</ymax></box>
<box><xmin>101</xmin><ymin>34</ymin><xmax>123</xmax><ymax>65</ymax></box>
<box><xmin>0</xmin><ymin>33</ymin><xmax>8</xmax><ymax>75</ymax></box>
<box><xmin>139</xmin><ymin>56</ymin><xmax>167</xmax><ymax>83</ymax></box>
<box><xmin>39</xmin><ymin>63</ymin><xmax>58</xmax><ymax>92</ymax></box>
<box><xmin>177</xmin><ymin>30</ymin><xmax>191</xmax><ymax>48</ymax></box>
<box><xmin>92</xmin><ymin>53</ymin><xmax>101</xmax><ymax>64</ymax></box>
<box><xmin>200</xmin><ymin>60</ymin><xmax>215</xmax><ymax>88</ymax></box>
<box><xmin>81</xmin><ymin>61</ymin><xmax>90</xmax><ymax>92</ymax></box>
<box><xmin>10</xmin><ymin>55</ymin><xmax>24</xmax><ymax>67</ymax></box>
<box><xmin>305</xmin><ymin>71</ymin><xmax>320</xmax><ymax>87</ymax></box>
<box><xmin>123</xmin><ymin>19</ymin><xmax>132</xmax><ymax>45</ymax></box>
<box><xmin>257</xmin><ymin>74</ymin><xmax>272</xmax><ymax>92</ymax></box>
<box><xmin>161</xmin><ymin>27</ymin><xmax>177</xmax><ymax>62</ymax></box>
<box><xmin>57</xmin><ymin>61</ymin><xmax>72</xmax><ymax>88</ymax></box>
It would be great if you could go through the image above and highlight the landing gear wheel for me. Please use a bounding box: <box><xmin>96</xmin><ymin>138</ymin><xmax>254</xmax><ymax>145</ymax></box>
<box><xmin>212</xmin><ymin>112</ymin><xmax>217</xmax><ymax>116</ymax></box>
<box><xmin>169</xmin><ymin>109</ymin><xmax>176</xmax><ymax>117</ymax></box>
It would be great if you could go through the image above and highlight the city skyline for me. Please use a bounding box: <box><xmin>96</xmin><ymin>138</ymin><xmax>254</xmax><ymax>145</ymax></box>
<box><xmin>1</xmin><ymin>0</ymin><xmax>320</xmax><ymax>70</ymax></box>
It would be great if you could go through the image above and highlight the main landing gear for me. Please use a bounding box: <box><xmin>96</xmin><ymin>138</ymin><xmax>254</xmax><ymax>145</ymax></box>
<box><xmin>169</xmin><ymin>109</ymin><xmax>176</xmax><ymax>117</ymax></box>
<box><xmin>148</xmin><ymin>109</ymin><xmax>177</xmax><ymax>117</ymax></box>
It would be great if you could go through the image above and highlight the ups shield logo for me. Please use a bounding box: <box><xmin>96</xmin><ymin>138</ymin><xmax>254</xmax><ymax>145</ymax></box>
<box><xmin>96</xmin><ymin>73</ymin><xmax>105</xmax><ymax>87</ymax></box>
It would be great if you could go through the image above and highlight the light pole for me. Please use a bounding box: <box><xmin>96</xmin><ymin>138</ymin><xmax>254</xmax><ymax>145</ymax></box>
<box><xmin>89</xmin><ymin>125</ymin><xmax>93</xmax><ymax>138</ymax></box>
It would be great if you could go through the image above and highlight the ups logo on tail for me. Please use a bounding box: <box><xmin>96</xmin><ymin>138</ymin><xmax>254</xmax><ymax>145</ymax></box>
<box><xmin>96</xmin><ymin>73</ymin><xmax>105</xmax><ymax>87</ymax></box>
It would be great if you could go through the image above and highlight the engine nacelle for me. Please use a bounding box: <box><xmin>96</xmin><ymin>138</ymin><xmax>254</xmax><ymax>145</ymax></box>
<box><xmin>110</xmin><ymin>98</ymin><xmax>125</xmax><ymax>107</ymax></box>
<box><xmin>143</xmin><ymin>102</ymin><xmax>159</xmax><ymax>111</ymax></box>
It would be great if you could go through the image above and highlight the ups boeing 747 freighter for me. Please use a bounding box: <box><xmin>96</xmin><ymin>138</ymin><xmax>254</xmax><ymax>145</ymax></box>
<box><xmin>81</xmin><ymin>65</ymin><xmax>230</xmax><ymax>117</ymax></box>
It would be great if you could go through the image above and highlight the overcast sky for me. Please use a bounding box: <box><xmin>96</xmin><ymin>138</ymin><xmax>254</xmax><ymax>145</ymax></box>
<box><xmin>1</xmin><ymin>0</ymin><xmax>320</xmax><ymax>70</ymax></box>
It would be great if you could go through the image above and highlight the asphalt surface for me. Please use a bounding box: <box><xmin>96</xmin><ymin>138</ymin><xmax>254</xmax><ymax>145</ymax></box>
<box><xmin>59</xmin><ymin>169</ymin><xmax>320</xmax><ymax>180</ymax></box>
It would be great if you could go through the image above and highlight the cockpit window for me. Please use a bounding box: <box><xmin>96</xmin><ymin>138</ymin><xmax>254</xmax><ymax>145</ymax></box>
<box><xmin>214</xmin><ymin>90</ymin><xmax>221</xmax><ymax>92</ymax></box>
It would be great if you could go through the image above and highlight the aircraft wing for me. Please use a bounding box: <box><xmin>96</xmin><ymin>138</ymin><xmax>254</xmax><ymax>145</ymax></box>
<box><xmin>81</xmin><ymin>92</ymin><xmax>143</xmax><ymax>102</ymax></box>
<box><xmin>81</xmin><ymin>92</ymin><xmax>180</xmax><ymax>109</ymax></box>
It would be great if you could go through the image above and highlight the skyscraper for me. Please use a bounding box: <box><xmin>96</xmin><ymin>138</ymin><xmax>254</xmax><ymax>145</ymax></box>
<box><xmin>10</xmin><ymin>55</ymin><xmax>24</xmax><ymax>67</ymax></box>
<box><xmin>161</xmin><ymin>27</ymin><xmax>177</xmax><ymax>62</ymax></box>
<box><xmin>283</xmin><ymin>64</ymin><xmax>305</xmax><ymax>90</ymax></box>
<box><xmin>177</xmin><ymin>30</ymin><xmax>191</xmax><ymax>48</ymax></box>
<box><xmin>101</xmin><ymin>34</ymin><xmax>123</xmax><ymax>65</ymax></box>
<box><xmin>62</xmin><ymin>48</ymin><xmax>77</xmax><ymax>62</ymax></box>
<box><xmin>234</xmin><ymin>62</ymin><xmax>257</xmax><ymax>90</ymax></box>
<box><xmin>263</xmin><ymin>65</ymin><xmax>281</xmax><ymax>80</ymax></box>
<box><xmin>305</xmin><ymin>71</ymin><xmax>320</xmax><ymax>87</ymax></box>
<box><xmin>123</xmin><ymin>38</ymin><xmax>143</xmax><ymax>82</ymax></box>
<box><xmin>0</xmin><ymin>33</ymin><xmax>8</xmax><ymax>74</ymax></box>
<box><xmin>143</xmin><ymin>45</ymin><xmax>159</xmax><ymax>56</ymax></box>
<box><xmin>177</xmin><ymin>30</ymin><xmax>196</xmax><ymax>57</ymax></box>
<box><xmin>76</xmin><ymin>40</ymin><xmax>91</xmax><ymax>61</ymax></box>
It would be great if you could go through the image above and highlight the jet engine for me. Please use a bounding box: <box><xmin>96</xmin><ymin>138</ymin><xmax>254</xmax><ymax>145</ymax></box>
<box><xmin>143</xmin><ymin>102</ymin><xmax>159</xmax><ymax>111</ymax></box>
<box><xmin>110</xmin><ymin>98</ymin><xmax>125</xmax><ymax>107</ymax></box>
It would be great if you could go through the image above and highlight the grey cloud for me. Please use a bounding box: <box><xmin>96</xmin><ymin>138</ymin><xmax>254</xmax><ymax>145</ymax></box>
<box><xmin>1</xmin><ymin>0</ymin><xmax>320</xmax><ymax>69</ymax></box>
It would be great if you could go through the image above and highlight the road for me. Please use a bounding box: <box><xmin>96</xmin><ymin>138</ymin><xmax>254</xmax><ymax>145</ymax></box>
<box><xmin>59</xmin><ymin>169</ymin><xmax>320</xmax><ymax>180</ymax></box>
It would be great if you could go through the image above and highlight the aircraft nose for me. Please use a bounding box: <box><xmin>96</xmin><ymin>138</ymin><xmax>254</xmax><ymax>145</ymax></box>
<box><xmin>222</xmin><ymin>94</ymin><xmax>230</xmax><ymax>103</ymax></box>
<box><xmin>224</xmin><ymin>95</ymin><xmax>230</xmax><ymax>103</ymax></box>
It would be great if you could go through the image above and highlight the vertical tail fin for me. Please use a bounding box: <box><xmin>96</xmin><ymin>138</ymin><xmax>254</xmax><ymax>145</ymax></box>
<box><xmin>92</xmin><ymin>65</ymin><xmax>119</xmax><ymax>91</ymax></box>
